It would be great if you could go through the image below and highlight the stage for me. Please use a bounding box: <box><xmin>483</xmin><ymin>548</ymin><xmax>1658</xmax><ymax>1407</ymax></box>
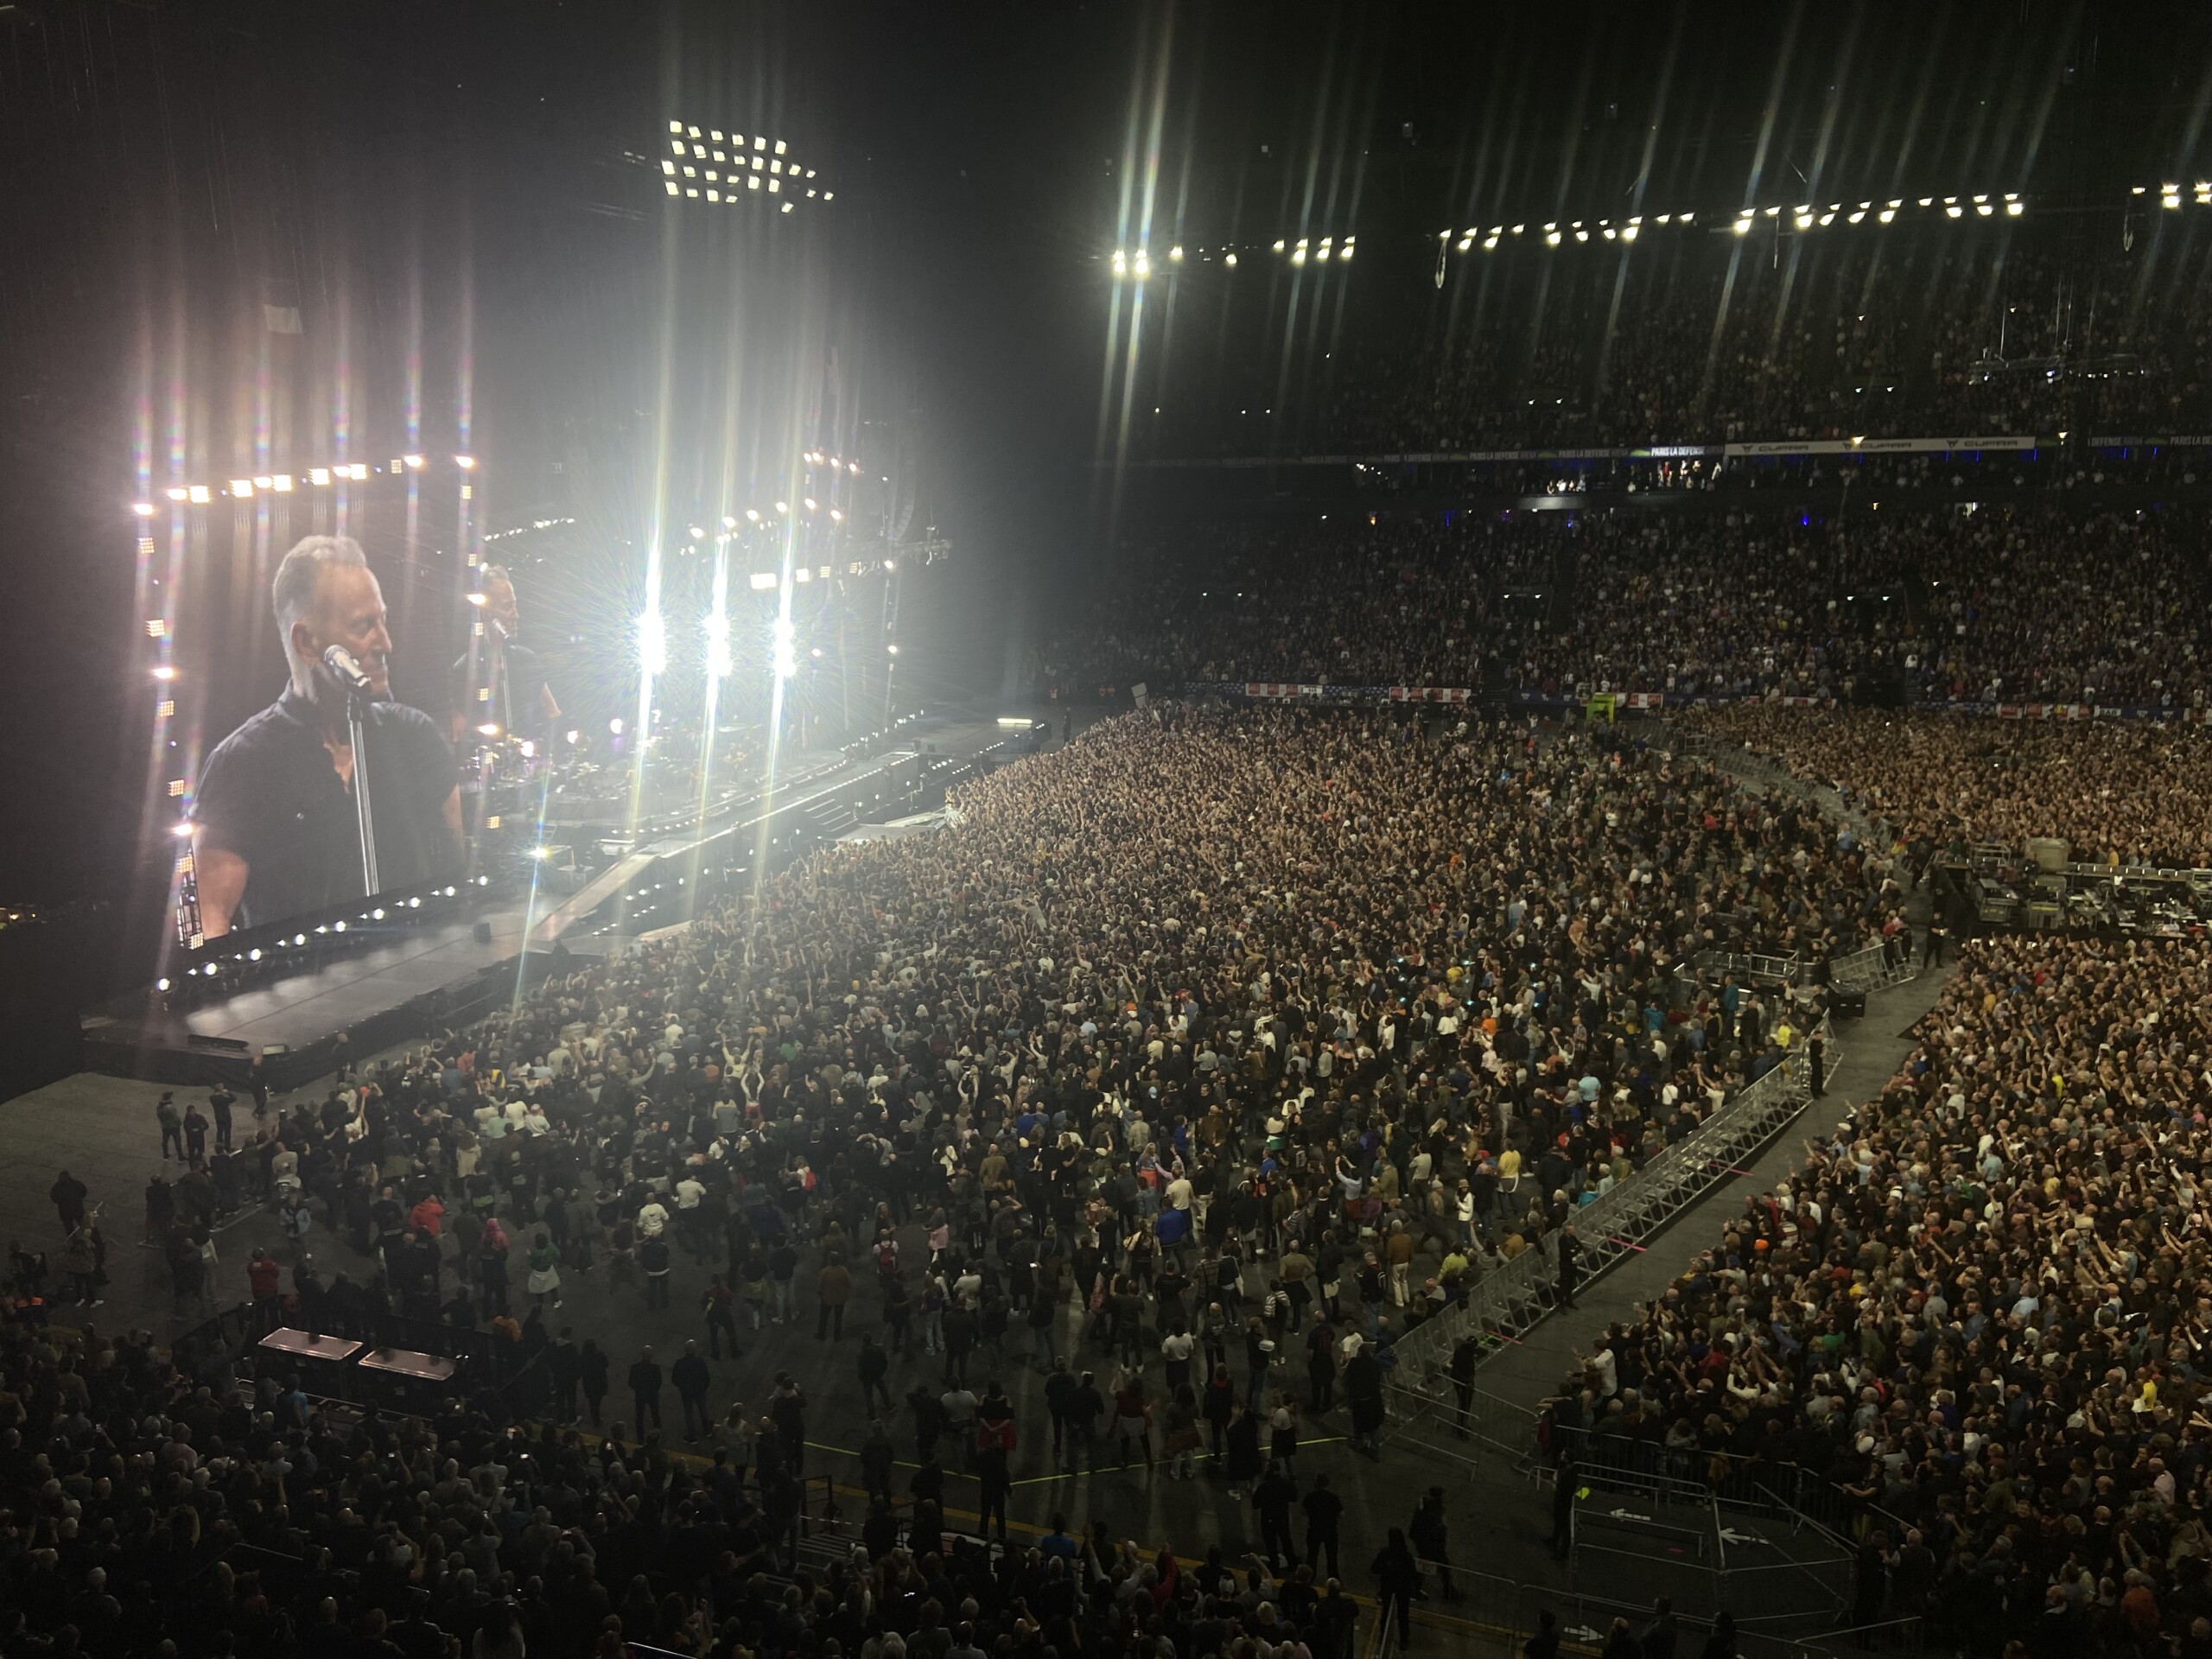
<box><xmin>80</xmin><ymin>716</ymin><xmax>1031</xmax><ymax>1089</ymax></box>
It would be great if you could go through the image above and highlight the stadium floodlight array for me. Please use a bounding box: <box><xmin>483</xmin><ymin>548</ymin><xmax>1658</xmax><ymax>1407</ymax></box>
<box><xmin>2136</xmin><ymin>182</ymin><xmax>2212</xmax><ymax>210</ymax></box>
<box><xmin>1440</xmin><ymin>193</ymin><xmax>2023</xmax><ymax>257</ymax></box>
<box><xmin>663</xmin><ymin>121</ymin><xmax>830</xmax><ymax>214</ymax></box>
<box><xmin>1108</xmin><ymin>237</ymin><xmax>1347</xmax><ymax>279</ymax></box>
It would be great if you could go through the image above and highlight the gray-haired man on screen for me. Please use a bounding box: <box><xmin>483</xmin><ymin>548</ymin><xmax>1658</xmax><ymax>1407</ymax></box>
<box><xmin>191</xmin><ymin>536</ymin><xmax>462</xmax><ymax>937</ymax></box>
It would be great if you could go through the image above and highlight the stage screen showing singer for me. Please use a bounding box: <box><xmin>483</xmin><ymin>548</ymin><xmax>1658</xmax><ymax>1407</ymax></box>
<box><xmin>188</xmin><ymin>536</ymin><xmax>464</xmax><ymax>938</ymax></box>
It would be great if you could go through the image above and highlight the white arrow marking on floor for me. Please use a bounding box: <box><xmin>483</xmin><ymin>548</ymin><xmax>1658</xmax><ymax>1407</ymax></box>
<box><xmin>1718</xmin><ymin>1527</ymin><xmax>1767</xmax><ymax>1546</ymax></box>
<box><xmin>1605</xmin><ymin>1507</ymin><xmax>1652</xmax><ymax>1522</ymax></box>
<box><xmin>1565</xmin><ymin>1626</ymin><xmax>1604</xmax><ymax>1643</ymax></box>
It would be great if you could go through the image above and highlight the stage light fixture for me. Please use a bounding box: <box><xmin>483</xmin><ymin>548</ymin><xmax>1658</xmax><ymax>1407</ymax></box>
<box><xmin>1224</xmin><ymin>251</ymin><xmax>1237</xmax><ymax>266</ymax></box>
<box><xmin>772</xmin><ymin>616</ymin><xmax>797</xmax><ymax>679</ymax></box>
<box><xmin>477</xmin><ymin>722</ymin><xmax>502</xmax><ymax>737</ymax></box>
<box><xmin>152</xmin><ymin>664</ymin><xmax>176</xmax><ymax>681</ymax></box>
<box><xmin>170</xmin><ymin>820</ymin><xmax>193</xmax><ymax>836</ymax></box>
<box><xmin>775</xmin><ymin>500</ymin><xmax>789</xmax><ymax>514</ymax></box>
<box><xmin>308</xmin><ymin>467</ymin><xmax>331</xmax><ymax>486</ymax></box>
<box><xmin>2005</xmin><ymin>200</ymin><xmax>2023</xmax><ymax>216</ymax></box>
<box><xmin>467</xmin><ymin>591</ymin><xmax>487</xmax><ymax>607</ymax></box>
<box><xmin>567</xmin><ymin>729</ymin><xmax>582</xmax><ymax>745</ymax></box>
<box><xmin>609</xmin><ymin>717</ymin><xmax>625</xmax><ymax>735</ymax></box>
<box><xmin>803</xmin><ymin>497</ymin><xmax>817</xmax><ymax>512</ymax></box>
<box><xmin>156</xmin><ymin>978</ymin><xmax>169</xmax><ymax>992</ymax></box>
<box><xmin>133</xmin><ymin>501</ymin><xmax>155</xmax><ymax>516</ymax></box>
<box><xmin>271</xmin><ymin>474</ymin><xmax>293</xmax><ymax>492</ymax></box>
<box><xmin>722</xmin><ymin>515</ymin><xmax>738</xmax><ymax>529</ymax></box>
<box><xmin>746</xmin><ymin>508</ymin><xmax>761</xmax><ymax>521</ymax></box>
<box><xmin>638</xmin><ymin>608</ymin><xmax>667</xmax><ymax>674</ymax></box>
<box><xmin>165</xmin><ymin>486</ymin><xmax>188</xmax><ymax>501</ymax></box>
<box><xmin>1878</xmin><ymin>207</ymin><xmax>1896</xmax><ymax>223</ymax></box>
<box><xmin>749</xmin><ymin>571</ymin><xmax>778</xmax><ymax>590</ymax></box>
<box><xmin>887</xmin><ymin>643</ymin><xmax>899</xmax><ymax>656</ymax></box>
<box><xmin>404</xmin><ymin>454</ymin><xmax>425</xmax><ymax>469</ymax></box>
<box><xmin>230</xmin><ymin>479</ymin><xmax>254</xmax><ymax>497</ymax></box>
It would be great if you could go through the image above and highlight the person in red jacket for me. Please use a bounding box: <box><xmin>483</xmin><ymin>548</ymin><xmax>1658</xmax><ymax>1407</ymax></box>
<box><xmin>409</xmin><ymin>1192</ymin><xmax>446</xmax><ymax>1237</ymax></box>
<box><xmin>247</xmin><ymin>1247</ymin><xmax>283</xmax><ymax>1332</ymax></box>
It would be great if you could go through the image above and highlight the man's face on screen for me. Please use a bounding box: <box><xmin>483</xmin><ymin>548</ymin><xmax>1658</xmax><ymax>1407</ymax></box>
<box><xmin>310</xmin><ymin>563</ymin><xmax>394</xmax><ymax>699</ymax></box>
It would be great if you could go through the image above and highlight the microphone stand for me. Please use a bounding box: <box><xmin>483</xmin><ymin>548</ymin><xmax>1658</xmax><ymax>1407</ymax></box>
<box><xmin>346</xmin><ymin>681</ymin><xmax>382</xmax><ymax>899</ymax></box>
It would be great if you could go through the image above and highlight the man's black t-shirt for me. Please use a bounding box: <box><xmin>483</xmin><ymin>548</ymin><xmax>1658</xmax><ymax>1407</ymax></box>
<box><xmin>194</xmin><ymin>685</ymin><xmax>460</xmax><ymax>931</ymax></box>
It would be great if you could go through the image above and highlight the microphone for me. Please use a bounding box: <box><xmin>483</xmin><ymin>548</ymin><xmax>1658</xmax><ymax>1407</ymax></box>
<box><xmin>322</xmin><ymin>645</ymin><xmax>374</xmax><ymax>691</ymax></box>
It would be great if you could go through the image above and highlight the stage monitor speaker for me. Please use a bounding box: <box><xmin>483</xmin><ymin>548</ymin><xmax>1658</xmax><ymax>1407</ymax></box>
<box><xmin>1829</xmin><ymin>988</ymin><xmax>1867</xmax><ymax>1020</ymax></box>
<box><xmin>188</xmin><ymin>1033</ymin><xmax>252</xmax><ymax>1055</ymax></box>
<box><xmin>473</xmin><ymin>921</ymin><xmax>493</xmax><ymax>944</ymax></box>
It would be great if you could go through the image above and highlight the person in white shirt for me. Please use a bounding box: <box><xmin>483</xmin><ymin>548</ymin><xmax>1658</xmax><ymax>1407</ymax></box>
<box><xmin>637</xmin><ymin>1198</ymin><xmax>670</xmax><ymax>1239</ymax></box>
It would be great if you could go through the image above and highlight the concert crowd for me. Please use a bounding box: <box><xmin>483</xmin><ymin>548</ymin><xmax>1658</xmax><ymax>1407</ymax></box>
<box><xmin>0</xmin><ymin>707</ymin><xmax>1904</xmax><ymax>1657</ymax></box>
<box><xmin>1682</xmin><ymin>705</ymin><xmax>2212</xmax><ymax>872</ymax></box>
<box><xmin>1548</xmin><ymin>935</ymin><xmax>2212</xmax><ymax>1657</ymax></box>
<box><xmin>1047</xmin><ymin>505</ymin><xmax>2212</xmax><ymax>713</ymax></box>
<box><xmin>1148</xmin><ymin>231</ymin><xmax>2212</xmax><ymax>456</ymax></box>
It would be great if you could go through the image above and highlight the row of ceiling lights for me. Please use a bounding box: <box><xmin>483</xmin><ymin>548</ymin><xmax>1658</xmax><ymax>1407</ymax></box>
<box><xmin>135</xmin><ymin>454</ymin><xmax>475</xmax><ymax>515</ymax></box>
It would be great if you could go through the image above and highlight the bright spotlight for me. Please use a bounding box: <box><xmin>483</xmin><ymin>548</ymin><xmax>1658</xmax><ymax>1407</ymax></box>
<box><xmin>132</xmin><ymin>501</ymin><xmax>155</xmax><ymax>517</ymax></box>
<box><xmin>772</xmin><ymin>615</ymin><xmax>797</xmax><ymax>679</ymax></box>
<box><xmin>454</xmin><ymin>454</ymin><xmax>476</xmax><ymax>470</ymax></box>
<box><xmin>1224</xmin><ymin>251</ymin><xmax>1237</xmax><ymax>266</ymax></box>
<box><xmin>170</xmin><ymin>820</ymin><xmax>194</xmax><ymax>837</ymax></box>
<box><xmin>748</xmin><ymin>570</ymin><xmax>779</xmax><ymax>591</ymax></box>
<box><xmin>308</xmin><ymin>467</ymin><xmax>331</xmax><ymax>486</ymax></box>
<box><xmin>229</xmin><ymin>479</ymin><xmax>254</xmax><ymax>498</ymax></box>
<box><xmin>566</xmin><ymin>729</ymin><xmax>582</xmax><ymax>745</ymax></box>
<box><xmin>152</xmin><ymin>664</ymin><xmax>177</xmax><ymax>681</ymax></box>
<box><xmin>1168</xmin><ymin>245</ymin><xmax>1184</xmax><ymax>261</ymax></box>
<box><xmin>477</xmin><ymin>722</ymin><xmax>502</xmax><ymax>738</ymax></box>
<box><xmin>639</xmin><ymin>609</ymin><xmax>667</xmax><ymax>674</ymax></box>
<box><xmin>887</xmin><ymin>643</ymin><xmax>899</xmax><ymax>656</ymax></box>
<box><xmin>467</xmin><ymin>591</ymin><xmax>487</xmax><ymax>607</ymax></box>
<box><xmin>403</xmin><ymin>454</ymin><xmax>425</xmax><ymax>470</ymax></box>
<box><xmin>156</xmin><ymin>978</ymin><xmax>169</xmax><ymax>992</ymax></box>
<box><xmin>188</xmin><ymin>484</ymin><xmax>212</xmax><ymax>504</ymax></box>
<box><xmin>722</xmin><ymin>515</ymin><xmax>738</xmax><ymax>530</ymax></box>
<box><xmin>775</xmin><ymin>501</ymin><xmax>789</xmax><ymax>514</ymax></box>
<box><xmin>746</xmin><ymin>508</ymin><xmax>761</xmax><ymax>522</ymax></box>
<box><xmin>609</xmin><ymin>717</ymin><xmax>625</xmax><ymax>735</ymax></box>
<box><xmin>688</xmin><ymin>525</ymin><xmax>705</xmax><ymax>540</ymax></box>
<box><xmin>882</xmin><ymin>558</ymin><xmax>896</xmax><ymax>571</ymax></box>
